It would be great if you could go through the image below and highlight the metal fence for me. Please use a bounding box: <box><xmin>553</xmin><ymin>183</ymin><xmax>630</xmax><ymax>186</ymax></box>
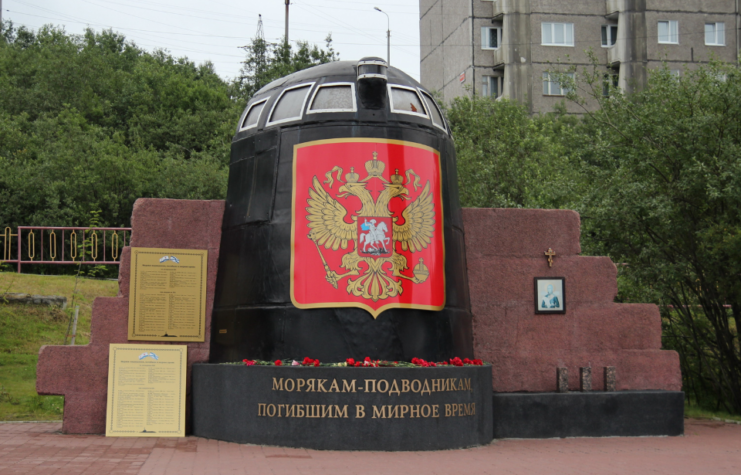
<box><xmin>1</xmin><ymin>226</ymin><xmax>132</xmax><ymax>273</ymax></box>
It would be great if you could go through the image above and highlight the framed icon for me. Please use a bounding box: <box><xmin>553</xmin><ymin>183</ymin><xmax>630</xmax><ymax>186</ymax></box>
<box><xmin>534</xmin><ymin>277</ymin><xmax>565</xmax><ymax>314</ymax></box>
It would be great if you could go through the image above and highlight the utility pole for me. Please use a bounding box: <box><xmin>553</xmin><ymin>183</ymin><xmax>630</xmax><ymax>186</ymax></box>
<box><xmin>736</xmin><ymin>0</ymin><xmax>740</xmax><ymax>64</ymax></box>
<box><xmin>284</xmin><ymin>0</ymin><xmax>290</xmax><ymax>45</ymax></box>
<box><xmin>374</xmin><ymin>7</ymin><xmax>390</xmax><ymax>66</ymax></box>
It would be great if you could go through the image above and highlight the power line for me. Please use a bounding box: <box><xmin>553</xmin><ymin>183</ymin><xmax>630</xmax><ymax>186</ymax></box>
<box><xmin>293</xmin><ymin>3</ymin><xmax>419</xmax><ymax>58</ymax></box>
<box><xmin>10</xmin><ymin>0</ymin><xmax>418</xmax><ymax>48</ymax></box>
<box><xmin>11</xmin><ymin>6</ymin><xmax>734</xmax><ymax>50</ymax></box>
<box><xmin>301</xmin><ymin>2</ymin><xmax>417</xmax><ymax>14</ymax></box>
<box><xmin>13</xmin><ymin>8</ymin><xmax>733</xmax><ymax>50</ymax></box>
<box><xmin>6</xmin><ymin>15</ymin><xmax>422</xmax><ymax>80</ymax></box>
<box><xmin>77</xmin><ymin>0</ymin><xmax>238</xmax><ymax>36</ymax></box>
<box><xmin>7</xmin><ymin>9</ymin><xmax>348</xmax><ymax>38</ymax></box>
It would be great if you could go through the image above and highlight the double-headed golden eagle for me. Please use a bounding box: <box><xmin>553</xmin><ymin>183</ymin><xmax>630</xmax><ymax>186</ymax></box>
<box><xmin>305</xmin><ymin>159</ymin><xmax>435</xmax><ymax>302</ymax></box>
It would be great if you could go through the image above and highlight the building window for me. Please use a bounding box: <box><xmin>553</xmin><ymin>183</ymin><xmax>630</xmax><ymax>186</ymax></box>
<box><xmin>658</xmin><ymin>20</ymin><xmax>679</xmax><ymax>44</ymax></box>
<box><xmin>542</xmin><ymin>22</ymin><xmax>574</xmax><ymax>46</ymax></box>
<box><xmin>602</xmin><ymin>74</ymin><xmax>618</xmax><ymax>96</ymax></box>
<box><xmin>705</xmin><ymin>22</ymin><xmax>725</xmax><ymax>46</ymax></box>
<box><xmin>601</xmin><ymin>25</ymin><xmax>618</xmax><ymax>47</ymax></box>
<box><xmin>482</xmin><ymin>76</ymin><xmax>502</xmax><ymax>98</ymax></box>
<box><xmin>542</xmin><ymin>72</ymin><xmax>574</xmax><ymax>96</ymax></box>
<box><xmin>481</xmin><ymin>27</ymin><xmax>501</xmax><ymax>50</ymax></box>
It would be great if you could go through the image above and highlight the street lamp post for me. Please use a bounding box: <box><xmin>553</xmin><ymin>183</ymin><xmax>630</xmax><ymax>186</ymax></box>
<box><xmin>374</xmin><ymin>7</ymin><xmax>390</xmax><ymax>66</ymax></box>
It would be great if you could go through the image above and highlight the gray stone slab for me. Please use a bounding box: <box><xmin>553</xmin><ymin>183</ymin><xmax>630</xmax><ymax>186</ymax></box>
<box><xmin>492</xmin><ymin>391</ymin><xmax>684</xmax><ymax>439</ymax></box>
<box><xmin>192</xmin><ymin>364</ymin><xmax>493</xmax><ymax>450</ymax></box>
<box><xmin>2</xmin><ymin>293</ymin><xmax>67</xmax><ymax>309</ymax></box>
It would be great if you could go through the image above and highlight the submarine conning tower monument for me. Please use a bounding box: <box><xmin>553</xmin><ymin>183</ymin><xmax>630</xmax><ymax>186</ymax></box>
<box><xmin>209</xmin><ymin>57</ymin><xmax>473</xmax><ymax>364</ymax></box>
<box><xmin>34</xmin><ymin>57</ymin><xmax>682</xmax><ymax>445</ymax></box>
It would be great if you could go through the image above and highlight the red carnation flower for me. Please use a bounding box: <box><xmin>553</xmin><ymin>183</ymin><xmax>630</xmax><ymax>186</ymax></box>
<box><xmin>347</xmin><ymin>358</ymin><xmax>355</xmax><ymax>366</ymax></box>
<box><xmin>364</xmin><ymin>356</ymin><xmax>371</xmax><ymax>362</ymax></box>
<box><xmin>313</xmin><ymin>360</ymin><xmax>320</xmax><ymax>367</ymax></box>
<box><xmin>275</xmin><ymin>360</ymin><xmax>282</xmax><ymax>366</ymax></box>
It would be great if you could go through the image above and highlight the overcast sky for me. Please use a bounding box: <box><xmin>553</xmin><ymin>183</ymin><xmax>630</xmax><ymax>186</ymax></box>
<box><xmin>3</xmin><ymin>0</ymin><xmax>421</xmax><ymax>81</ymax></box>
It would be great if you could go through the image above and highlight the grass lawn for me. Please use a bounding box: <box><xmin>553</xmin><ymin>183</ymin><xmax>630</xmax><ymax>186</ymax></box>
<box><xmin>685</xmin><ymin>403</ymin><xmax>741</xmax><ymax>424</ymax></box>
<box><xmin>0</xmin><ymin>271</ymin><xmax>118</xmax><ymax>420</ymax></box>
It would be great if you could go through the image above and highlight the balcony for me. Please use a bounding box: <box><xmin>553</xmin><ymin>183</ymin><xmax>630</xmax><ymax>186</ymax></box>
<box><xmin>606</xmin><ymin>43</ymin><xmax>623</xmax><ymax>66</ymax></box>
<box><xmin>605</xmin><ymin>0</ymin><xmax>626</xmax><ymax>17</ymax></box>
<box><xmin>491</xmin><ymin>0</ymin><xmax>520</xmax><ymax>17</ymax></box>
<box><xmin>492</xmin><ymin>45</ymin><xmax>505</xmax><ymax>67</ymax></box>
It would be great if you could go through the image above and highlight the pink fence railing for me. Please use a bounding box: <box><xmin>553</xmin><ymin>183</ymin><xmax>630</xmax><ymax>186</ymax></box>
<box><xmin>1</xmin><ymin>226</ymin><xmax>132</xmax><ymax>273</ymax></box>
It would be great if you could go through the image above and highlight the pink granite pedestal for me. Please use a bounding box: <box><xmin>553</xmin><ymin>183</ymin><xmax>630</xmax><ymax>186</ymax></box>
<box><xmin>463</xmin><ymin>208</ymin><xmax>681</xmax><ymax>392</ymax></box>
<box><xmin>36</xmin><ymin>201</ymin><xmax>681</xmax><ymax>434</ymax></box>
<box><xmin>36</xmin><ymin>199</ymin><xmax>225</xmax><ymax>434</ymax></box>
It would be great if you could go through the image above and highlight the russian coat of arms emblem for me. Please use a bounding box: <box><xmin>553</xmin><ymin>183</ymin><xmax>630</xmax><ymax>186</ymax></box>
<box><xmin>290</xmin><ymin>139</ymin><xmax>445</xmax><ymax>318</ymax></box>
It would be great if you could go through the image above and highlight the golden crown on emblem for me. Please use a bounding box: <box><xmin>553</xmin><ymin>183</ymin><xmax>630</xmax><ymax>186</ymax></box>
<box><xmin>365</xmin><ymin>151</ymin><xmax>385</xmax><ymax>177</ymax></box>
<box><xmin>345</xmin><ymin>167</ymin><xmax>359</xmax><ymax>183</ymax></box>
<box><xmin>390</xmin><ymin>168</ymin><xmax>404</xmax><ymax>185</ymax></box>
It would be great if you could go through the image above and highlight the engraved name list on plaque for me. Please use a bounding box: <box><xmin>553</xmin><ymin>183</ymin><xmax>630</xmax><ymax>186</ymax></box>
<box><xmin>128</xmin><ymin>247</ymin><xmax>208</xmax><ymax>342</ymax></box>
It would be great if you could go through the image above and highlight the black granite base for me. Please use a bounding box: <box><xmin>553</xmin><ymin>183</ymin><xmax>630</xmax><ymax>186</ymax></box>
<box><xmin>492</xmin><ymin>391</ymin><xmax>685</xmax><ymax>439</ymax></box>
<box><xmin>192</xmin><ymin>364</ymin><xmax>493</xmax><ymax>451</ymax></box>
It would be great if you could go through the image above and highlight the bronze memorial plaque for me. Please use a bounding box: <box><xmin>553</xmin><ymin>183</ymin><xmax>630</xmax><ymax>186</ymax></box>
<box><xmin>128</xmin><ymin>247</ymin><xmax>207</xmax><ymax>342</ymax></box>
<box><xmin>106</xmin><ymin>344</ymin><xmax>187</xmax><ymax>437</ymax></box>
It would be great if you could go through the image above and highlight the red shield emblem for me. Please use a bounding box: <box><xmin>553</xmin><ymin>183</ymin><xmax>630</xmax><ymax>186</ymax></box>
<box><xmin>290</xmin><ymin>139</ymin><xmax>445</xmax><ymax>318</ymax></box>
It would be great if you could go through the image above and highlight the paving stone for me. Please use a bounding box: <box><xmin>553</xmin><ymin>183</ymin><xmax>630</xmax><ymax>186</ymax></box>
<box><xmin>1</xmin><ymin>421</ymin><xmax>741</xmax><ymax>474</ymax></box>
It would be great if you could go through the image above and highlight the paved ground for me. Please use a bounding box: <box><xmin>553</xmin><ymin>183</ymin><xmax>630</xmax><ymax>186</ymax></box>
<box><xmin>1</xmin><ymin>420</ymin><xmax>740</xmax><ymax>474</ymax></box>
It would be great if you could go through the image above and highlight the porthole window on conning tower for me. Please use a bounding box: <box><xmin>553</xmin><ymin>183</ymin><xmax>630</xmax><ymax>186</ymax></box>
<box><xmin>267</xmin><ymin>83</ymin><xmax>314</xmax><ymax>126</ymax></box>
<box><xmin>420</xmin><ymin>91</ymin><xmax>446</xmax><ymax>131</ymax></box>
<box><xmin>389</xmin><ymin>85</ymin><xmax>428</xmax><ymax>117</ymax></box>
<box><xmin>308</xmin><ymin>83</ymin><xmax>356</xmax><ymax>113</ymax></box>
<box><xmin>240</xmin><ymin>98</ymin><xmax>268</xmax><ymax>130</ymax></box>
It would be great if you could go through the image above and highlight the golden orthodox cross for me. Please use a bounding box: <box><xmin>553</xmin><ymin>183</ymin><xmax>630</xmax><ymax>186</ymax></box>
<box><xmin>544</xmin><ymin>248</ymin><xmax>556</xmax><ymax>268</ymax></box>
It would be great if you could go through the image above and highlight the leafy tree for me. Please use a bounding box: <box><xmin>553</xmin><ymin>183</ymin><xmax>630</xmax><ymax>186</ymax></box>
<box><xmin>566</xmin><ymin>61</ymin><xmax>741</xmax><ymax>413</ymax></box>
<box><xmin>0</xmin><ymin>23</ymin><xmax>240</xmax><ymax>229</ymax></box>
<box><xmin>0</xmin><ymin>21</ymin><xmax>340</xmax><ymax>276</ymax></box>
<box><xmin>446</xmin><ymin>94</ymin><xmax>576</xmax><ymax>209</ymax></box>
<box><xmin>236</xmin><ymin>35</ymin><xmax>338</xmax><ymax>100</ymax></box>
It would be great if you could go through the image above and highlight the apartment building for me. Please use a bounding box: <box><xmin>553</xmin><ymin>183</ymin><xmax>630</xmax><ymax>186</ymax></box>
<box><xmin>419</xmin><ymin>0</ymin><xmax>740</xmax><ymax>113</ymax></box>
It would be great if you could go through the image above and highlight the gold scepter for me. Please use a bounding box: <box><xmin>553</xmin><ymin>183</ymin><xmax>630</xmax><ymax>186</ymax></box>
<box><xmin>310</xmin><ymin>234</ymin><xmax>338</xmax><ymax>289</ymax></box>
